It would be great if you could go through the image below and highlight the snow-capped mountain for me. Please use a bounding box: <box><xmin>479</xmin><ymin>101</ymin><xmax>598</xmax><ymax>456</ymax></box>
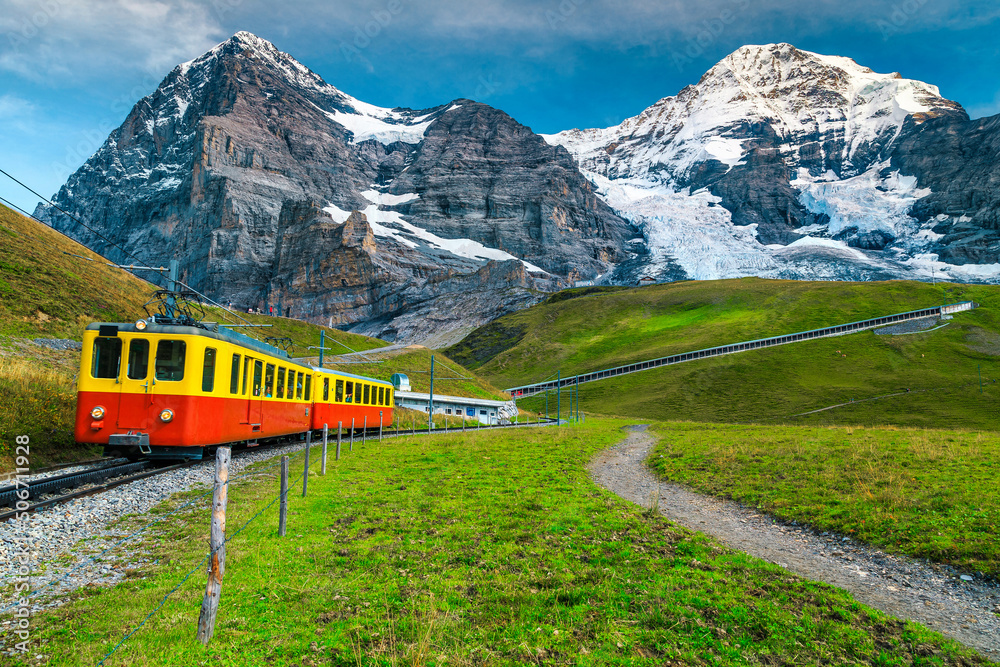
<box><xmin>545</xmin><ymin>43</ymin><xmax>992</xmax><ymax>283</ymax></box>
<box><xmin>36</xmin><ymin>32</ymin><xmax>636</xmax><ymax>344</ymax></box>
<box><xmin>35</xmin><ymin>35</ymin><xmax>1000</xmax><ymax>343</ymax></box>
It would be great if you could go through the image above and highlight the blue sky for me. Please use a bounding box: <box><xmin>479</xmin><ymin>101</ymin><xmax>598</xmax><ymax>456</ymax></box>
<box><xmin>1</xmin><ymin>0</ymin><xmax>998</xmax><ymax>214</ymax></box>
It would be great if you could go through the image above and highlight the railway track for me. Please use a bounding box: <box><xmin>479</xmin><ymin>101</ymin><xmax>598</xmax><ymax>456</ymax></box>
<box><xmin>0</xmin><ymin>459</ymin><xmax>197</xmax><ymax>522</ymax></box>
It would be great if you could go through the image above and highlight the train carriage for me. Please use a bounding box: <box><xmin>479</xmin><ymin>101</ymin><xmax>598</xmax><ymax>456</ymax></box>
<box><xmin>76</xmin><ymin>320</ymin><xmax>393</xmax><ymax>460</ymax></box>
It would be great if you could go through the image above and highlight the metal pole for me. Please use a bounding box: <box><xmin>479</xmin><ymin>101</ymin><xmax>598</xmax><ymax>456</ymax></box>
<box><xmin>321</xmin><ymin>424</ymin><xmax>328</xmax><ymax>475</ymax></box>
<box><xmin>350</xmin><ymin>417</ymin><xmax>355</xmax><ymax>451</ymax></box>
<box><xmin>165</xmin><ymin>259</ymin><xmax>179</xmax><ymax>319</ymax></box>
<box><xmin>557</xmin><ymin>371</ymin><xmax>561</xmax><ymax>425</ymax></box>
<box><xmin>363</xmin><ymin>416</ymin><xmax>367</xmax><ymax>445</ymax></box>
<box><xmin>278</xmin><ymin>455</ymin><xmax>288</xmax><ymax>537</ymax></box>
<box><xmin>319</xmin><ymin>330</ymin><xmax>325</xmax><ymax>369</ymax></box>
<box><xmin>379</xmin><ymin>411</ymin><xmax>383</xmax><ymax>442</ymax></box>
<box><xmin>303</xmin><ymin>431</ymin><xmax>311</xmax><ymax>497</ymax></box>
<box><xmin>336</xmin><ymin>421</ymin><xmax>342</xmax><ymax>460</ymax></box>
<box><xmin>428</xmin><ymin>354</ymin><xmax>435</xmax><ymax>431</ymax></box>
<box><xmin>576</xmin><ymin>374</ymin><xmax>580</xmax><ymax>422</ymax></box>
<box><xmin>197</xmin><ymin>446</ymin><xmax>230</xmax><ymax>645</ymax></box>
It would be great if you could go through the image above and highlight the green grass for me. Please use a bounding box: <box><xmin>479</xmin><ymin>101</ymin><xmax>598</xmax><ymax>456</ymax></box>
<box><xmin>13</xmin><ymin>421</ymin><xmax>989</xmax><ymax>665</ymax></box>
<box><xmin>0</xmin><ymin>355</ymin><xmax>101</xmax><ymax>468</ymax></box>
<box><xmin>450</xmin><ymin>278</ymin><xmax>1000</xmax><ymax>430</ymax></box>
<box><xmin>0</xmin><ymin>204</ymin><xmax>155</xmax><ymax>339</ymax></box>
<box><xmin>648</xmin><ymin>421</ymin><xmax>1000</xmax><ymax>578</ymax></box>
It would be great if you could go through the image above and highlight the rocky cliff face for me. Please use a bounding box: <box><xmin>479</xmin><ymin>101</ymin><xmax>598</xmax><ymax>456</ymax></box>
<box><xmin>37</xmin><ymin>35</ymin><xmax>1000</xmax><ymax>342</ymax></box>
<box><xmin>545</xmin><ymin>43</ymin><xmax>996</xmax><ymax>284</ymax></box>
<box><xmin>36</xmin><ymin>31</ymin><xmax>636</xmax><ymax>343</ymax></box>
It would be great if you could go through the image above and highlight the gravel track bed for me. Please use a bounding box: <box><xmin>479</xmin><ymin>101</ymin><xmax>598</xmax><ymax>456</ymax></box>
<box><xmin>0</xmin><ymin>441</ymin><xmax>308</xmax><ymax>611</ymax></box>
<box><xmin>589</xmin><ymin>425</ymin><xmax>1000</xmax><ymax>662</ymax></box>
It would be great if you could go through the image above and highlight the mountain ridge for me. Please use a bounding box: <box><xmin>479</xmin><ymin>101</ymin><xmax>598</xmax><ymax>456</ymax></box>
<box><xmin>35</xmin><ymin>34</ymin><xmax>1000</xmax><ymax>344</ymax></box>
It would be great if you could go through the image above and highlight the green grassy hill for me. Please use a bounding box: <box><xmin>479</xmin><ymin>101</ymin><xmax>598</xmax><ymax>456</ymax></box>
<box><xmin>447</xmin><ymin>278</ymin><xmax>1000</xmax><ymax>429</ymax></box>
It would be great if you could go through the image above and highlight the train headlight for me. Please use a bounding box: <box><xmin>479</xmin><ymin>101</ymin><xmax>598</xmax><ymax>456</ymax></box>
<box><xmin>159</xmin><ymin>409</ymin><xmax>174</xmax><ymax>423</ymax></box>
<box><xmin>90</xmin><ymin>405</ymin><xmax>106</xmax><ymax>419</ymax></box>
<box><xmin>135</xmin><ymin>319</ymin><xmax>148</xmax><ymax>330</ymax></box>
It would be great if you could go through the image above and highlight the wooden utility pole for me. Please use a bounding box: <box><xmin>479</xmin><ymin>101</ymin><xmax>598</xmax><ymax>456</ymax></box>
<box><xmin>197</xmin><ymin>446</ymin><xmax>230</xmax><ymax>645</ymax></box>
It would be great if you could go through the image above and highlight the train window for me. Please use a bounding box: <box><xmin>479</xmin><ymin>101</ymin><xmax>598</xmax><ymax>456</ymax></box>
<box><xmin>202</xmin><ymin>348</ymin><xmax>217</xmax><ymax>392</ymax></box>
<box><xmin>242</xmin><ymin>357</ymin><xmax>251</xmax><ymax>395</ymax></box>
<box><xmin>335</xmin><ymin>379</ymin><xmax>344</xmax><ymax>402</ymax></box>
<box><xmin>293</xmin><ymin>372</ymin><xmax>301</xmax><ymax>400</ymax></box>
<box><xmin>154</xmin><ymin>340</ymin><xmax>186</xmax><ymax>381</ymax></box>
<box><xmin>92</xmin><ymin>337</ymin><xmax>122</xmax><ymax>379</ymax></box>
<box><xmin>323</xmin><ymin>377</ymin><xmax>329</xmax><ymax>402</ymax></box>
<box><xmin>345</xmin><ymin>381</ymin><xmax>353</xmax><ymax>403</ymax></box>
<box><xmin>378</xmin><ymin>387</ymin><xmax>384</xmax><ymax>405</ymax></box>
<box><xmin>388</xmin><ymin>389</ymin><xmax>393</xmax><ymax>405</ymax></box>
<box><xmin>264</xmin><ymin>364</ymin><xmax>275</xmax><ymax>398</ymax></box>
<box><xmin>363</xmin><ymin>384</ymin><xmax>370</xmax><ymax>404</ymax></box>
<box><xmin>276</xmin><ymin>367</ymin><xmax>285</xmax><ymax>399</ymax></box>
<box><xmin>252</xmin><ymin>360</ymin><xmax>263</xmax><ymax>396</ymax></box>
<box><xmin>126</xmin><ymin>339</ymin><xmax>149</xmax><ymax>380</ymax></box>
<box><xmin>304</xmin><ymin>375</ymin><xmax>312</xmax><ymax>401</ymax></box>
<box><xmin>230</xmin><ymin>354</ymin><xmax>241</xmax><ymax>394</ymax></box>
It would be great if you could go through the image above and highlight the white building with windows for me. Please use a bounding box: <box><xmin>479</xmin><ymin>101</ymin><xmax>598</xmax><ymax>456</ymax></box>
<box><xmin>392</xmin><ymin>390</ymin><xmax>516</xmax><ymax>425</ymax></box>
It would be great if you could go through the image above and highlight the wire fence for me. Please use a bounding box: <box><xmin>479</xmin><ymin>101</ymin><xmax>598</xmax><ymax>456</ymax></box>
<box><xmin>3</xmin><ymin>418</ymin><xmax>552</xmax><ymax>665</ymax></box>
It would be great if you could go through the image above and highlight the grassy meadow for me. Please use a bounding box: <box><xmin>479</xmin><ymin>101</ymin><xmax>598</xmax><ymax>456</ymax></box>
<box><xmin>10</xmin><ymin>421</ymin><xmax>989</xmax><ymax>666</ymax></box>
<box><xmin>451</xmin><ymin>278</ymin><xmax>1000</xmax><ymax>430</ymax></box>
<box><xmin>649</xmin><ymin>421</ymin><xmax>1000</xmax><ymax>578</ymax></box>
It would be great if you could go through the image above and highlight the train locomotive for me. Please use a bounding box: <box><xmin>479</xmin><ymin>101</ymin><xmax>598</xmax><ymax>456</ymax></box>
<box><xmin>75</xmin><ymin>290</ymin><xmax>393</xmax><ymax>460</ymax></box>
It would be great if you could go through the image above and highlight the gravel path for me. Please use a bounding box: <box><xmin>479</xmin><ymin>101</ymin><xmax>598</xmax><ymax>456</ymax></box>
<box><xmin>589</xmin><ymin>425</ymin><xmax>1000</xmax><ymax>662</ymax></box>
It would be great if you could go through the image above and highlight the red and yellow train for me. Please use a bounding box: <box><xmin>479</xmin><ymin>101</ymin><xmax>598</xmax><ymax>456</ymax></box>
<box><xmin>75</xmin><ymin>320</ymin><xmax>394</xmax><ymax>460</ymax></box>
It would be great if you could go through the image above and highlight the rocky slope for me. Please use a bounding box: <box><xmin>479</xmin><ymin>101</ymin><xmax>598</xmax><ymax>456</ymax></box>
<box><xmin>36</xmin><ymin>31</ymin><xmax>636</xmax><ymax>344</ymax></box>
<box><xmin>545</xmin><ymin>43</ymin><xmax>998</xmax><ymax>284</ymax></box>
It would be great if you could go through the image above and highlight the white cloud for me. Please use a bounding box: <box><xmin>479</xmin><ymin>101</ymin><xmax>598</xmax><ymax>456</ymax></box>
<box><xmin>0</xmin><ymin>0</ymin><xmax>226</xmax><ymax>82</ymax></box>
<box><xmin>0</xmin><ymin>94</ymin><xmax>35</xmax><ymax>118</ymax></box>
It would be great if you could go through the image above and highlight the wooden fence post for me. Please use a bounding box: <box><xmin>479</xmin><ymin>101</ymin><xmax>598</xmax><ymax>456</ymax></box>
<box><xmin>197</xmin><ymin>446</ymin><xmax>230</xmax><ymax>645</ymax></box>
<box><xmin>321</xmin><ymin>424</ymin><xmax>328</xmax><ymax>476</ymax></box>
<box><xmin>303</xmin><ymin>431</ymin><xmax>311</xmax><ymax>497</ymax></box>
<box><xmin>350</xmin><ymin>417</ymin><xmax>355</xmax><ymax>452</ymax></box>
<box><xmin>278</xmin><ymin>455</ymin><xmax>288</xmax><ymax>537</ymax></box>
<box><xmin>336</xmin><ymin>421</ymin><xmax>342</xmax><ymax>460</ymax></box>
<box><xmin>363</xmin><ymin>416</ymin><xmax>367</xmax><ymax>446</ymax></box>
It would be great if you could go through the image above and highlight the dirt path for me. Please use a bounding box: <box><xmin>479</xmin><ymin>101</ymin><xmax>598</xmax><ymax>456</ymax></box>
<box><xmin>589</xmin><ymin>426</ymin><xmax>1000</xmax><ymax>662</ymax></box>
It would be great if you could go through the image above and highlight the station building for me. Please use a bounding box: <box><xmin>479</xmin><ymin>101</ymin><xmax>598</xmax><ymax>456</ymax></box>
<box><xmin>390</xmin><ymin>374</ymin><xmax>516</xmax><ymax>425</ymax></box>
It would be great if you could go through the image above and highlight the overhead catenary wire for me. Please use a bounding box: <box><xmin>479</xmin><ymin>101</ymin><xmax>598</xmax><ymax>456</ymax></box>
<box><xmin>0</xmin><ymin>170</ymin><xmax>352</xmax><ymax>359</ymax></box>
<box><xmin>0</xmin><ymin>167</ymin><xmax>167</xmax><ymax>282</ymax></box>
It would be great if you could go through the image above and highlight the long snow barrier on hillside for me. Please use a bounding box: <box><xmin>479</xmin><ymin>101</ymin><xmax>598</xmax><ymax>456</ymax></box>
<box><xmin>505</xmin><ymin>301</ymin><xmax>977</xmax><ymax>398</ymax></box>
